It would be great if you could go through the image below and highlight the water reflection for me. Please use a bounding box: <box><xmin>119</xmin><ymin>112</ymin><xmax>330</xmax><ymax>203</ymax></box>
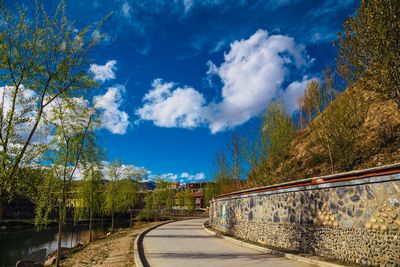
<box><xmin>0</xmin><ymin>220</ymin><xmax>130</xmax><ymax>267</ymax></box>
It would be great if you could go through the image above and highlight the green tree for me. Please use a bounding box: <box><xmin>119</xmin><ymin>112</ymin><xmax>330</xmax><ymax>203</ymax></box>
<box><xmin>227</xmin><ymin>132</ymin><xmax>243</xmax><ymax>190</ymax></box>
<box><xmin>74</xmin><ymin>163</ymin><xmax>103</xmax><ymax>242</ymax></box>
<box><xmin>102</xmin><ymin>161</ymin><xmax>139</xmax><ymax>232</ymax></box>
<box><xmin>165</xmin><ymin>188</ymin><xmax>174</xmax><ymax>211</ymax></box>
<box><xmin>212</xmin><ymin>150</ymin><xmax>239</xmax><ymax>193</ymax></box>
<box><xmin>103</xmin><ymin>161</ymin><xmax>127</xmax><ymax>233</ymax></box>
<box><xmin>0</xmin><ymin>1</ymin><xmax>103</xmax><ymax>220</ymax></box>
<box><xmin>120</xmin><ymin>178</ymin><xmax>140</xmax><ymax>227</ymax></box>
<box><xmin>35</xmin><ymin>97</ymin><xmax>96</xmax><ymax>267</ymax></box>
<box><xmin>175</xmin><ymin>191</ymin><xmax>185</xmax><ymax>210</ymax></box>
<box><xmin>150</xmin><ymin>179</ymin><xmax>171</xmax><ymax>221</ymax></box>
<box><xmin>262</xmin><ymin>101</ymin><xmax>295</xmax><ymax>178</ymax></box>
<box><xmin>242</xmin><ymin>121</ymin><xmax>268</xmax><ymax>178</ymax></box>
<box><xmin>141</xmin><ymin>192</ymin><xmax>155</xmax><ymax>220</ymax></box>
<box><xmin>184</xmin><ymin>188</ymin><xmax>193</xmax><ymax>212</ymax></box>
<box><xmin>301</xmin><ymin>80</ymin><xmax>322</xmax><ymax>123</ymax></box>
<box><xmin>336</xmin><ymin>0</ymin><xmax>400</xmax><ymax>106</ymax></box>
<box><xmin>204</xmin><ymin>182</ymin><xmax>220</xmax><ymax>207</ymax></box>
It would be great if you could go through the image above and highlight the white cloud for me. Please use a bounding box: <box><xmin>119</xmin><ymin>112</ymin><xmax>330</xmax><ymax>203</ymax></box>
<box><xmin>180</xmin><ymin>172</ymin><xmax>206</xmax><ymax>181</ymax></box>
<box><xmin>149</xmin><ymin>171</ymin><xmax>207</xmax><ymax>183</ymax></box>
<box><xmin>89</xmin><ymin>60</ymin><xmax>117</xmax><ymax>83</ymax></box>
<box><xmin>180</xmin><ymin>172</ymin><xmax>190</xmax><ymax>178</ymax></box>
<box><xmin>137</xmin><ymin>30</ymin><xmax>314</xmax><ymax>133</ymax></box>
<box><xmin>121</xmin><ymin>1</ymin><xmax>131</xmax><ymax>17</ymax></box>
<box><xmin>93</xmin><ymin>161</ymin><xmax>149</xmax><ymax>181</ymax></box>
<box><xmin>206</xmin><ymin>29</ymin><xmax>310</xmax><ymax>133</ymax></box>
<box><xmin>282</xmin><ymin>76</ymin><xmax>318</xmax><ymax>114</ymax></box>
<box><xmin>0</xmin><ymin>85</ymin><xmax>51</xmax><ymax>144</ymax></box>
<box><xmin>136</xmin><ymin>79</ymin><xmax>206</xmax><ymax>128</ymax></box>
<box><xmin>194</xmin><ymin>173</ymin><xmax>206</xmax><ymax>180</ymax></box>
<box><xmin>94</xmin><ymin>85</ymin><xmax>130</xmax><ymax>134</ymax></box>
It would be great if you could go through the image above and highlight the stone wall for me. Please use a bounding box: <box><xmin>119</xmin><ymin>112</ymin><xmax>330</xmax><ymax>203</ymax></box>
<box><xmin>209</xmin><ymin>165</ymin><xmax>400</xmax><ymax>266</ymax></box>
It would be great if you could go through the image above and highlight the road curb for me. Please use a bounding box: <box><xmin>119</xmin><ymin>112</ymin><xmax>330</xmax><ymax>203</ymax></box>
<box><xmin>202</xmin><ymin>222</ymin><xmax>346</xmax><ymax>267</ymax></box>
<box><xmin>134</xmin><ymin>221</ymin><xmax>174</xmax><ymax>267</ymax></box>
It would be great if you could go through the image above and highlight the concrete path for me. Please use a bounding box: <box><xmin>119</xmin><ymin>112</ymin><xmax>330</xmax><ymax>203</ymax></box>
<box><xmin>142</xmin><ymin>218</ymin><xmax>315</xmax><ymax>267</ymax></box>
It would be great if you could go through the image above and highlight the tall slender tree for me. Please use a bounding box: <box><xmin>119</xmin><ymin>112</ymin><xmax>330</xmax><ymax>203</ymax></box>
<box><xmin>0</xmin><ymin>0</ymin><xmax>103</xmax><ymax>220</ymax></box>
<box><xmin>74</xmin><ymin>162</ymin><xmax>104</xmax><ymax>242</ymax></box>
<box><xmin>228</xmin><ymin>132</ymin><xmax>243</xmax><ymax>190</ymax></box>
<box><xmin>336</xmin><ymin>0</ymin><xmax>400</xmax><ymax>106</ymax></box>
<box><xmin>102</xmin><ymin>161</ymin><xmax>142</xmax><ymax>231</ymax></box>
<box><xmin>34</xmin><ymin>97</ymin><xmax>96</xmax><ymax>267</ymax></box>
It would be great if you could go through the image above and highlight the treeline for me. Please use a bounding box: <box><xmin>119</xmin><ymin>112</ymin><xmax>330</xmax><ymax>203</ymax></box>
<box><xmin>139</xmin><ymin>180</ymin><xmax>196</xmax><ymax>221</ymax></box>
<box><xmin>205</xmin><ymin>0</ymin><xmax>400</xmax><ymax>200</ymax></box>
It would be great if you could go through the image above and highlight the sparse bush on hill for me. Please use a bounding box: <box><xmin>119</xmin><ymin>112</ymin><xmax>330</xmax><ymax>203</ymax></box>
<box><xmin>309</xmin><ymin>88</ymin><xmax>369</xmax><ymax>172</ymax></box>
<box><xmin>376</xmin><ymin>115</ymin><xmax>398</xmax><ymax>147</ymax></box>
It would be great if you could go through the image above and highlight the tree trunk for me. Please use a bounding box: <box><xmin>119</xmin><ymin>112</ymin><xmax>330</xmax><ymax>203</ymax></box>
<box><xmin>56</xmin><ymin>210</ymin><xmax>63</xmax><ymax>267</ymax></box>
<box><xmin>0</xmin><ymin>198</ymin><xmax>4</xmax><ymax>221</ymax></box>
<box><xmin>129</xmin><ymin>210</ymin><xmax>133</xmax><ymax>228</ymax></box>
<box><xmin>89</xmin><ymin>177</ymin><xmax>93</xmax><ymax>242</ymax></box>
<box><xmin>111</xmin><ymin>212</ymin><xmax>114</xmax><ymax>233</ymax></box>
<box><xmin>155</xmin><ymin>205</ymin><xmax>159</xmax><ymax>222</ymax></box>
<box><xmin>89</xmin><ymin>208</ymin><xmax>93</xmax><ymax>242</ymax></box>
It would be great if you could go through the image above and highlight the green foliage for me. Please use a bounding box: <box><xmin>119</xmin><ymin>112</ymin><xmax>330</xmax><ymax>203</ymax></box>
<box><xmin>102</xmin><ymin>161</ymin><xmax>140</xmax><ymax>218</ymax></box>
<box><xmin>15</xmin><ymin>167</ymin><xmax>48</xmax><ymax>203</ymax></box>
<box><xmin>336</xmin><ymin>0</ymin><xmax>400</xmax><ymax>107</ymax></box>
<box><xmin>204</xmin><ymin>183</ymin><xmax>220</xmax><ymax>207</ymax></box>
<box><xmin>227</xmin><ymin>132</ymin><xmax>243</xmax><ymax>190</ymax></box>
<box><xmin>73</xmin><ymin>164</ymin><xmax>104</xmax><ymax>222</ymax></box>
<box><xmin>245</xmin><ymin>101</ymin><xmax>296</xmax><ymax>185</ymax></box>
<box><xmin>262</xmin><ymin>101</ymin><xmax>295</xmax><ymax>170</ymax></box>
<box><xmin>165</xmin><ymin>189</ymin><xmax>174</xmax><ymax>211</ymax></box>
<box><xmin>184</xmin><ymin>189</ymin><xmax>193</xmax><ymax>212</ymax></box>
<box><xmin>142</xmin><ymin>179</ymin><xmax>176</xmax><ymax>220</ymax></box>
<box><xmin>0</xmin><ymin>0</ymin><xmax>103</xmax><ymax>219</ymax></box>
<box><xmin>175</xmin><ymin>191</ymin><xmax>185</xmax><ymax>210</ymax></box>
<box><xmin>34</xmin><ymin>171</ymin><xmax>62</xmax><ymax>229</ymax></box>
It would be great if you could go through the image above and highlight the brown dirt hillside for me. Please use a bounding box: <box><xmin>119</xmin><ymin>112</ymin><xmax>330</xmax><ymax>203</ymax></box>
<box><xmin>248</xmin><ymin>82</ymin><xmax>400</xmax><ymax>185</ymax></box>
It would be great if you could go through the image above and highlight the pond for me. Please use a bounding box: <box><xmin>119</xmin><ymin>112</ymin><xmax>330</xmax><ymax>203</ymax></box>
<box><xmin>0</xmin><ymin>220</ymin><xmax>131</xmax><ymax>267</ymax></box>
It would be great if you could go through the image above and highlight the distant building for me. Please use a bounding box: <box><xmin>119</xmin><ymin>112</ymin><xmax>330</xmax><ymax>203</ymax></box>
<box><xmin>180</xmin><ymin>182</ymin><xmax>209</xmax><ymax>209</ymax></box>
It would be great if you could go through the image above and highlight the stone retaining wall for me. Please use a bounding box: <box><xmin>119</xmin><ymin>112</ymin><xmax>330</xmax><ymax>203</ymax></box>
<box><xmin>209</xmin><ymin>166</ymin><xmax>400</xmax><ymax>266</ymax></box>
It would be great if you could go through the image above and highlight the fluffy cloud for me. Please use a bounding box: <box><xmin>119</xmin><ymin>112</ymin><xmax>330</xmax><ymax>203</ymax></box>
<box><xmin>121</xmin><ymin>1</ymin><xmax>131</xmax><ymax>17</ymax></box>
<box><xmin>89</xmin><ymin>60</ymin><xmax>117</xmax><ymax>82</ymax></box>
<box><xmin>181</xmin><ymin>172</ymin><xmax>205</xmax><ymax>180</ymax></box>
<box><xmin>206</xmin><ymin>29</ymin><xmax>310</xmax><ymax>132</ymax></box>
<box><xmin>137</xmin><ymin>30</ymin><xmax>314</xmax><ymax>133</ymax></box>
<box><xmin>94</xmin><ymin>85</ymin><xmax>130</xmax><ymax>134</ymax></box>
<box><xmin>0</xmin><ymin>85</ymin><xmax>50</xmax><ymax>144</ymax></box>
<box><xmin>136</xmin><ymin>79</ymin><xmax>206</xmax><ymax>128</ymax></box>
<box><xmin>282</xmin><ymin>76</ymin><xmax>318</xmax><ymax>114</ymax></box>
<box><xmin>150</xmin><ymin>171</ymin><xmax>206</xmax><ymax>183</ymax></box>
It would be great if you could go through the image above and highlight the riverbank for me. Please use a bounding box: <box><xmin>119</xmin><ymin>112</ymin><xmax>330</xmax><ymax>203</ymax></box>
<box><xmin>58</xmin><ymin>221</ymin><xmax>163</xmax><ymax>267</ymax></box>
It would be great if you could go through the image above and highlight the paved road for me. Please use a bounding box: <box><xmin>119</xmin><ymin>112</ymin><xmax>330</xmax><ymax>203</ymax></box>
<box><xmin>142</xmin><ymin>218</ymin><xmax>314</xmax><ymax>267</ymax></box>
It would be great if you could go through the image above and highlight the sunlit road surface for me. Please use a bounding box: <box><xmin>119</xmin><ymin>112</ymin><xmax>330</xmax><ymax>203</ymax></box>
<box><xmin>142</xmin><ymin>218</ymin><xmax>314</xmax><ymax>267</ymax></box>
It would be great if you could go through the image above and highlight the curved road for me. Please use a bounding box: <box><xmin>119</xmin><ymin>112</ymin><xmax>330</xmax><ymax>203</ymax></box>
<box><xmin>142</xmin><ymin>218</ymin><xmax>314</xmax><ymax>267</ymax></box>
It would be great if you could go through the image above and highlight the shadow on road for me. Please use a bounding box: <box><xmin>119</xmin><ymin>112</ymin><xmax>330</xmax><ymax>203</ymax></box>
<box><xmin>145</xmin><ymin>234</ymin><xmax>214</xmax><ymax>238</ymax></box>
<box><xmin>145</xmin><ymin>252</ymin><xmax>285</xmax><ymax>260</ymax></box>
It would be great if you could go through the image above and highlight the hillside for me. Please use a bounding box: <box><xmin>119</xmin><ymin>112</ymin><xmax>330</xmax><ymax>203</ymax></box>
<box><xmin>248</xmin><ymin>82</ymin><xmax>400</xmax><ymax>185</ymax></box>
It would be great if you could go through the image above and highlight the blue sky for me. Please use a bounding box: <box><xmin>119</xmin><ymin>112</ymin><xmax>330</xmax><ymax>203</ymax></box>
<box><xmin>12</xmin><ymin>0</ymin><xmax>358</xmax><ymax>183</ymax></box>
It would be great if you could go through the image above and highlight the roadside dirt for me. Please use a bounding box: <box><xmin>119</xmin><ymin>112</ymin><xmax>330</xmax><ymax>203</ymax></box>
<box><xmin>60</xmin><ymin>221</ymin><xmax>160</xmax><ymax>267</ymax></box>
